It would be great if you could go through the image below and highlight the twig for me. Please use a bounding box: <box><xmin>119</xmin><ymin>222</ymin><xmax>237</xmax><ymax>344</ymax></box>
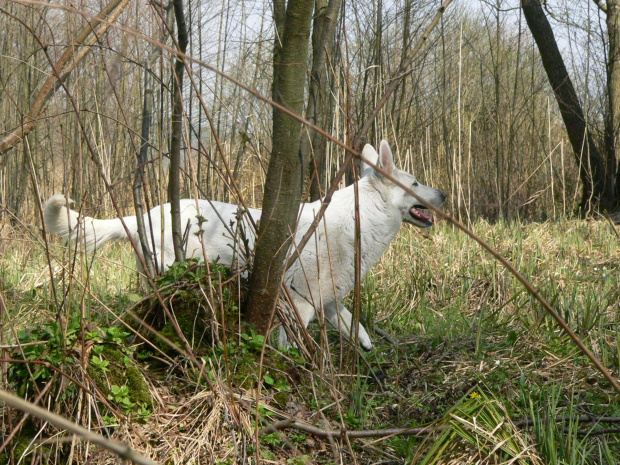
<box><xmin>259</xmin><ymin>418</ymin><xmax>439</xmax><ymax>439</ymax></box>
<box><xmin>285</xmin><ymin>0</ymin><xmax>454</xmax><ymax>272</ymax></box>
<box><xmin>259</xmin><ymin>415</ymin><xmax>620</xmax><ymax>439</ymax></box>
<box><xmin>13</xmin><ymin>15</ymin><xmax>211</xmax><ymax>384</ymax></box>
<box><xmin>583</xmin><ymin>427</ymin><xmax>620</xmax><ymax>436</ymax></box>
<box><xmin>373</xmin><ymin>326</ymin><xmax>397</xmax><ymax>346</ymax></box>
<box><xmin>0</xmin><ymin>389</ymin><xmax>158</xmax><ymax>465</ymax></box>
<box><xmin>354</xmin><ymin>0</ymin><xmax>454</xmax><ymax>146</ymax></box>
<box><xmin>591</xmin><ymin>0</ymin><xmax>607</xmax><ymax>14</ymax></box>
<box><xmin>1</xmin><ymin>359</ymin><xmax>93</xmax><ymax>395</ymax></box>
<box><xmin>0</xmin><ymin>0</ymin><xmax>131</xmax><ymax>154</ymax></box>
<box><xmin>514</xmin><ymin>415</ymin><xmax>620</xmax><ymax>428</ymax></box>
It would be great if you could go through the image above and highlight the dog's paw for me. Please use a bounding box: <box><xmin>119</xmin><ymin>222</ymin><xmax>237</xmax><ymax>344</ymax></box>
<box><xmin>360</xmin><ymin>337</ymin><xmax>374</xmax><ymax>352</ymax></box>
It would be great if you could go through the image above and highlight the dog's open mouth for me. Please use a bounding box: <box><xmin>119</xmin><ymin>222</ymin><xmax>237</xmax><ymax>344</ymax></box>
<box><xmin>410</xmin><ymin>206</ymin><xmax>434</xmax><ymax>225</ymax></box>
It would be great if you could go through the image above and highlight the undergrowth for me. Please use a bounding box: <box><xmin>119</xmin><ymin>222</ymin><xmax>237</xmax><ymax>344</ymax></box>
<box><xmin>0</xmin><ymin>218</ymin><xmax>619</xmax><ymax>464</ymax></box>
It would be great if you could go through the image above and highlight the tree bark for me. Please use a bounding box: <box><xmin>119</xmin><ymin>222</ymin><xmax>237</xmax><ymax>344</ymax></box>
<box><xmin>302</xmin><ymin>0</ymin><xmax>342</xmax><ymax>201</ymax></box>
<box><xmin>169</xmin><ymin>0</ymin><xmax>189</xmax><ymax>263</ymax></box>
<box><xmin>134</xmin><ymin>70</ymin><xmax>156</xmax><ymax>276</ymax></box>
<box><xmin>245</xmin><ymin>0</ymin><xmax>314</xmax><ymax>336</ymax></box>
<box><xmin>605</xmin><ymin>0</ymin><xmax>620</xmax><ymax>207</ymax></box>
<box><xmin>521</xmin><ymin>0</ymin><xmax>611</xmax><ymax>211</ymax></box>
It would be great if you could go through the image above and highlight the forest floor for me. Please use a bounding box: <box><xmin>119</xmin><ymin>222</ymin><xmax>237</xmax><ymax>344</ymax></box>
<box><xmin>0</xmin><ymin>217</ymin><xmax>619</xmax><ymax>464</ymax></box>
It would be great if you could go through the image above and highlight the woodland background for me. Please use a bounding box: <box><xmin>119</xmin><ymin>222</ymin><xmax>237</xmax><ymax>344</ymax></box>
<box><xmin>2</xmin><ymin>0</ymin><xmax>616</xmax><ymax>224</ymax></box>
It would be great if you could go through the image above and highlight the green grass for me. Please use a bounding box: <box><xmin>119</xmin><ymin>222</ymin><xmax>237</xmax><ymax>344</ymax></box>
<box><xmin>0</xmin><ymin>218</ymin><xmax>619</xmax><ymax>464</ymax></box>
<box><xmin>359</xmin><ymin>218</ymin><xmax>620</xmax><ymax>463</ymax></box>
<box><xmin>373</xmin><ymin>219</ymin><xmax>619</xmax><ymax>340</ymax></box>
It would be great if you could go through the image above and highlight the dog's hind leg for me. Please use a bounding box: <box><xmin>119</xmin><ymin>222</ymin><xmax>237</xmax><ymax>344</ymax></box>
<box><xmin>324</xmin><ymin>301</ymin><xmax>373</xmax><ymax>351</ymax></box>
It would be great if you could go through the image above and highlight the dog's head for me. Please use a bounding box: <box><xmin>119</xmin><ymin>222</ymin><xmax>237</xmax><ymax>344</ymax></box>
<box><xmin>361</xmin><ymin>140</ymin><xmax>447</xmax><ymax>228</ymax></box>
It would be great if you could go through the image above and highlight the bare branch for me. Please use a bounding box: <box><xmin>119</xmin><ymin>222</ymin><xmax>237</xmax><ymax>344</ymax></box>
<box><xmin>260</xmin><ymin>415</ymin><xmax>620</xmax><ymax>439</ymax></box>
<box><xmin>287</xmin><ymin>0</ymin><xmax>454</xmax><ymax>269</ymax></box>
<box><xmin>355</xmin><ymin>0</ymin><xmax>454</xmax><ymax>146</ymax></box>
<box><xmin>592</xmin><ymin>0</ymin><xmax>608</xmax><ymax>13</ymax></box>
<box><xmin>0</xmin><ymin>0</ymin><xmax>131</xmax><ymax>154</ymax></box>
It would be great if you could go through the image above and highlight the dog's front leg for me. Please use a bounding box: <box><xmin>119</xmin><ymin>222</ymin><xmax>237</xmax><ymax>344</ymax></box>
<box><xmin>324</xmin><ymin>301</ymin><xmax>373</xmax><ymax>351</ymax></box>
<box><xmin>277</xmin><ymin>297</ymin><xmax>316</xmax><ymax>349</ymax></box>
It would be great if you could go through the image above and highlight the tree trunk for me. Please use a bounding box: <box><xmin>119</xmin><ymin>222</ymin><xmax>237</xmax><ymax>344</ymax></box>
<box><xmin>521</xmin><ymin>0</ymin><xmax>611</xmax><ymax>211</ymax></box>
<box><xmin>245</xmin><ymin>0</ymin><xmax>314</xmax><ymax>336</ymax></box>
<box><xmin>302</xmin><ymin>0</ymin><xmax>342</xmax><ymax>201</ymax></box>
<box><xmin>169</xmin><ymin>0</ymin><xmax>189</xmax><ymax>263</ymax></box>
<box><xmin>605</xmin><ymin>0</ymin><xmax>620</xmax><ymax>207</ymax></box>
<box><xmin>133</xmin><ymin>69</ymin><xmax>156</xmax><ymax>276</ymax></box>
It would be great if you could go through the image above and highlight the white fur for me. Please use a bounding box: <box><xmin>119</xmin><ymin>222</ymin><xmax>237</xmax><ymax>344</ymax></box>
<box><xmin>44</xmin><ymin>140</ymin><xmax>446</xmax><ymax>350</ymax></box>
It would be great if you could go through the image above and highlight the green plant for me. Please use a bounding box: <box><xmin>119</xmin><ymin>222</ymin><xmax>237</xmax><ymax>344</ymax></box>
<box><xmin>240</xmin><ymin>330</ymin><xmax>265</xmax><ymax>353</ymax></box>
<box><xmin>105</xmin><ymin>326</ymin><xmax>130</xmax><ymax>344</ymax></box>
<box><xmin>286</xmin><ymin>456</ymin><xmax>310</xmax><ymax>465</ymax></box>
<box><xmin>387</xmin><ymin>436</ymin><xmax>418</xmax><ymax>462</ymax></box>
<box><xmin>214</xmin><ymin>459</ymin><xmax>234</xmax><ymax>465</ymax></box>
<box><xmin>155</xmin><ymin>257</ymin><xmax>225</xmax><ymax>287</ymax></box>
<box><xmin>261</xmin><ymin>432</ymin><xmax>284</xmax><ymax>447</ymax></box>
<box><xmin>108</xmin><ymin>384</ymin><xmax>136</xmax><ymax>413</ymax></box>
<box><xmin>418</xmin><ymin>389</ymin><xmax>542</xmax><ymax>465</ymax></box>
<box><xmin>289</xmin><ymin>433</ymin><xmax>307</xmax><ymax>445</ymax></box>
<box><xmin>135</xmin><ymin>405</ymin><xmax>152</xmax><ymax>422</ymax></box>
<box><xmin>102</xmin><ymin>415</ymin><xmax>118</xmax><ymax>426</ymax></box>
<box><xmin>8</xmin><ymin>318</ymin><xmax>81</xmax><ymax>388</ymax></box>
<box><xmin>90</xmin><ymin>355</ymin><xmax>110</xmax><ymax>372</ymax></box>
<box><xmin>520</xmin><ymin>383</ymin><xmax>617</xmax><ymax>465</ymax></box>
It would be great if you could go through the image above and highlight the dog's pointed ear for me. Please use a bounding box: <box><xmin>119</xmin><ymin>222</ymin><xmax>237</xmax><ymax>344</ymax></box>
<box><xmin>377</xmin><ymin>140</ymin><xmax>395</xmax><ymax>176</ymax></box>
<box><xmin>360</xmin><ymin>144</ymin><xmax>379</xmax><ymax>176</ymax></box>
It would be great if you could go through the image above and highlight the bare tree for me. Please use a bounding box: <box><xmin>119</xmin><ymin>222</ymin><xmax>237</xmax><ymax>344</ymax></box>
<box><xmin>301</xmin><ymin>0</ymin><xmax>342</xmax><ymax>201</ymax></box>
<box><xmin>522</xmin><ymin>0</ymin><xmax>614</xmax><ymax>211</ymax></box>
<box><xmin>0</xmin><ymin>0</ymin><xmax>132</xmax><ymax>155</ymax></box>
<box><xmin>134</xmin><ymin>73</ymin><xmax>156</xmax><ymax>276</ymax></box>
<box><xmin>245</xmin><ymin>0</ymin><xmax>314</xmax><ymax>336</ymax></box>
<box><xmin>169</xmin><ymin>0</ymin><xmax>189</xmax><ymax>263</ymax></box>
<box><xmin>594</xmin><ymin>0</ymin><xmax>620</xmax><ymax>205</ymax></box>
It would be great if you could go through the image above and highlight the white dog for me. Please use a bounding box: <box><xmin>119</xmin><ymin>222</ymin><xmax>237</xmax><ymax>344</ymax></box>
<box><xmin>44</xmin><ymin>140</ymin><xmax>446</xmax><ymax>350</ymax></box>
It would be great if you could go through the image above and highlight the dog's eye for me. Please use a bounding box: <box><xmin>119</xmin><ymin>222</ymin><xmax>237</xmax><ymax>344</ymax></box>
<box><xmin>412</xmin><ymin>181</ymin><xmax>418</xmax><ymax>187</ymax></box>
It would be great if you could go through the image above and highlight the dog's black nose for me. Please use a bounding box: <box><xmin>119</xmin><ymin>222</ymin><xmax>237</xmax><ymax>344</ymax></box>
<box><xmin>440</xmin><ymin>190</ymin><xmax>448</xmax><ymax>201</ymax></box>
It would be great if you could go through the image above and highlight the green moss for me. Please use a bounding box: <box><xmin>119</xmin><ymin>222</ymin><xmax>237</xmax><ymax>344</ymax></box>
<box><xmin>0</xmin><ymin>434</ymin><xmax>31</xmax><ymax>462</ymax></box>
<box><xmin>128</xmin><ymin>261</ymin><xmax>244</xmax><ymax>358</ymax></box>
<box><xmin>229</xmin><ymin>352</ymin><xmax>259</xmax><ymax>389</ymax></box>
<box><xmin>134</xmin><ymin>290</ymin><xmax>226</xmax><ymax>357</ymax></box>
<box><xmin>0</xmin><ymin>423</ymin><xmax>40</xmax><ymax>463</ymax></box>
<box><xmin>165</xmin><ymin>293</ymin><xmax>207</xmax><ymax>345</ymax></box>
<box><xmin>273</xmin><ymin>390</ymin><xmax>289</xmax><ymax>408</ymax></box>
<box><xmin>87</xmin><ymin>344</ymin><xmax>152</xmax><ymax>408</ymax></box>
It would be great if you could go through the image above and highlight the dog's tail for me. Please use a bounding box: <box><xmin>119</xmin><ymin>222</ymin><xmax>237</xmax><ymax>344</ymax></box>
<box><xmin>44</xmin><ymin>194</ymin><xmax>137</xmax><ymax>251</ymax></box>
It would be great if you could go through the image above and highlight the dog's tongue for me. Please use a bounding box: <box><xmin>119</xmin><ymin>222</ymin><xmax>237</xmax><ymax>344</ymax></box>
<box><xmin>411</xmin><ymin>208</ymin><xmax>433</xmax><ymax>224</ymax></box>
